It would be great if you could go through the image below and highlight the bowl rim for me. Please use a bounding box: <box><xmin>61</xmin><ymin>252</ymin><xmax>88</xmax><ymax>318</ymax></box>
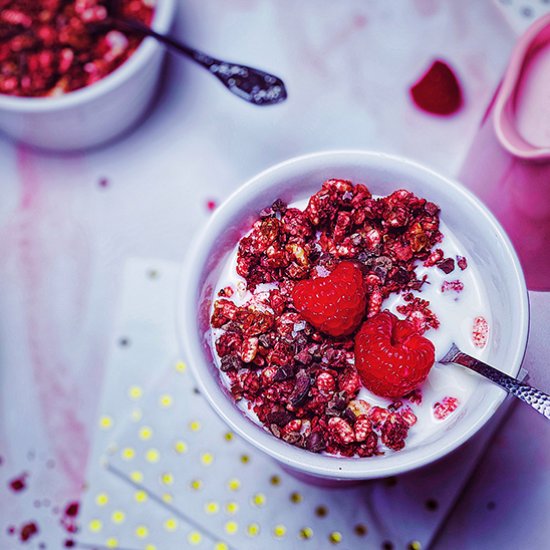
<box><xmin>0</xmin><ymin>0</ymin><xmax>176</xmax><ymax>112</ymax></box>
<box><xmin>179</xmin><ymin>150</ymin><xmax>530</xmax><ymax>479</ymax></box>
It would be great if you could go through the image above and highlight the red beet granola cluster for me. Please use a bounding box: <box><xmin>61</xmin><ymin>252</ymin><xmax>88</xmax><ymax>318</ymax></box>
<box><xmin>211</xmin><ymin>179</ymin><xmax>459</xmax><ymax>457</ymax></box>
<box><xmin>0</xmin><ymin>0</ymin><xmax>153</xmax><ymax>97</ymax></box>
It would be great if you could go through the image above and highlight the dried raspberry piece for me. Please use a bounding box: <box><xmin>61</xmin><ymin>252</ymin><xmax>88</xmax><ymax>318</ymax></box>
<box><xmin>399</xmin><ymin>406</ymin><xmax>418</xmax><ymax>427</ymax></box>
<box><xmin>441</xmin><ymin>280</ymin><xmax>464</xmax><ymax>294</ymax></box>
<box><xmin>409</xmin><ymin>59</ymin><xmax>463</xmax><ymax>116</ymax></box>
<box><xmin>240</xmin><ymin>337</ymin><xmax>259</xmax><ymax>363</ymax></box>
<box><xmin>436</xmin><ymin>257</ymin><xmax>455</xmax><ymax>274</ymax></box>
<box><xmin>316</xmin><ymin>372</ymin><xmax>336</xmax><ymax>395</ymax></box>
<box><xmin>381</xmin><ymin>412</ymin><xmax>410</xmax><ymax>451</ymax></box>
<box><xmin>355</xmin><ymin>311</ymin><xmax>435</xmax><ymax>397</ymax></box>
<box><xmin>424</xmin><ymin>248</ymin><xmax>444</xmax><ymax>267</ymax></box>
<box><xmin>282</xmin><ymin>208</ymin><xmax>313</xmax><ymax>240</ymax></box>
<box><xmin>472</xmin><ymin>316</ymin><xmax>489</xmax><ymax>348</ymax></box>
<box><xmin>368</xmin><ymin>406</ymin><xmax>389</xmax><ymax>429</ymax></box>
<box><xmin>404</xmin><ymin>388</ymin><xmax>423</xmax><ymax>405</ymax></box>
<box><xmin>433</xmin><ymin>396</ymin><xmax>459</xmax><ymax>420</ymax></box>
<box><xmin>215</xmin><ymin>331</ymin><xmax>243</xmax><ymax>358</ymax></box>
<box><xmin>292</xmin><ymin>262</ymin><xmax>367</xmax><ymax>337</ymax></box>
<box><xmin>457</xmin><ymin>256</ymin><xmax>468</xmax><ymax>270</ymax></box>
<box><xmin>396</xmin><ymin>293</ymin><xmax>440</xmax><ymax>334</ymax></box>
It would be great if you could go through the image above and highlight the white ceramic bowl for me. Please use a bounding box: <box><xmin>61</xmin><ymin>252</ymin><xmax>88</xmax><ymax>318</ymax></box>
<box><xmin>0</xmin><ymin>0</ymin><xmax>176</xmax><ymax>151</ymax></box>
<box><xmin>179</xmin><ymin>150</ymin><xmax>529</xmax><ymax>481</ymax></box>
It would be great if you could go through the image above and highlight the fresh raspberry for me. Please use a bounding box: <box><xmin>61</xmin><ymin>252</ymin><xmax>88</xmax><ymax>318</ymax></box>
<box><xmin>354</xmin><ymin>311</ymin><xmax>435</xmax><ymax>398</ymax></box>
<box><xmin>292</xmin><ymin>261</ymin><xmax>367</xmax><ymax>337</ymax></box>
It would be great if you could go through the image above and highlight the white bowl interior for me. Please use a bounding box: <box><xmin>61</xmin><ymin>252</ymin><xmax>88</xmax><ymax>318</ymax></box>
<box><xmin>180</xmin><ymin>151</ymin><xmax>529</xmax><ymax>479</ymax></box>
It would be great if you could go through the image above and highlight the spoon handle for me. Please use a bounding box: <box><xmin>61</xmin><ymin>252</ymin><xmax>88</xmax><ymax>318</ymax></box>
<box><xmin>441</xmin><ymin>344</ymin><xmax>550</xmax><ymax>420</ymax></box>
<box><xmin>111</xmin><ymin>18</ymin><xmax>287</xmax><ymax>106</ymax></box>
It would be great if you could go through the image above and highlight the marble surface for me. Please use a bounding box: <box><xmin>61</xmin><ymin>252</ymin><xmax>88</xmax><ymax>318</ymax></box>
<box><xmin>0</xmin><ymin>1</ymin><xmax>549</xmax><ymax>548</ymax></box>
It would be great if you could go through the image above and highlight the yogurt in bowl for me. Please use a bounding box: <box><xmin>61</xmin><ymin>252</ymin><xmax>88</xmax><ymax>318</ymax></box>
<box><xmin>179</xmin><ymin>151</ymin><xmax>529</xmax><ymax>480</ymax></box>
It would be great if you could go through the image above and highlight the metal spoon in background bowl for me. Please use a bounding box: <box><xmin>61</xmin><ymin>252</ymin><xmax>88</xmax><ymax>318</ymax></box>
<box><xmin>441</xmin><ymin>344</ymin><xmax>550</xmax><ymax>420</ymax></box>
<box><xmin>97</xmin><ymin>14</ymin><xmax>287</xmax><ymax>106</ymax></box>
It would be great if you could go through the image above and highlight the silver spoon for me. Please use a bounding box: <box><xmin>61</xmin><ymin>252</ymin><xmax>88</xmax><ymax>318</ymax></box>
<box><xmin>104</xmin><ymin>16</ymin><xmax>287</xmax><ymax>106</ymax></box>
<box><xmin>440</xmin><ymin>343</ymin><xmax>550</xmax><ymax>420</ymax></box>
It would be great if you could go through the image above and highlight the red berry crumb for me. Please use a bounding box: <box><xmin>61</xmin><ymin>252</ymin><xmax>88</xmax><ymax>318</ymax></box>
<box><xmin>409</xmin><ymin>59</ymin><xmax>463</xmax><ymax>116</ymax></box>
<box><xmin>472</xmin><ymin>316</ymin><xmax>489</xmax><ymax>348</ymax></box>
<box><xmin>433</xmin><ymin>396</ymin><xmax>459</xmax><ymax>420</ymax></box>
<box><xmin>355</xmin><ymin>311</ymin><xmax>435</xmax><ymax>398</ymax></box>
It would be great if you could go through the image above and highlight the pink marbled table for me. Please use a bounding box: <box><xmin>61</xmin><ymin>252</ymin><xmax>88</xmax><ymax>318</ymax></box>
<box><xmin>0</xmin><ymin>1</ymin><xmax>549</xmax><ymax>548</ymax></box>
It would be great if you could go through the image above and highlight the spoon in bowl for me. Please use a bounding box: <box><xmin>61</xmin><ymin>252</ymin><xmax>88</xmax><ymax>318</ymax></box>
<box><xmin>440</xmin><ymin>343</ymin><xmax>550</xmax><ymax>420</ymax></box>
<box><xmin>96</xmin><ymin>15</ymin><xmax>287</xmax><ymax>106</ymax></box>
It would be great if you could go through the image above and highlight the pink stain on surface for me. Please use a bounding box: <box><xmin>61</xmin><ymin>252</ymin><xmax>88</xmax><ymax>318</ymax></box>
<box><xmin>413</xmin><ymin>0</ymin><xmax>439</xmax><ymax>17</ymax></box>
<box><xmin>11</xmin><ymin>146</ymin><xmax>90</xmax><ymax>493</ymax></box>
<box><xmin>206</xmin><ymin>199</ymin><xmax>217</xmax><ymax>212</ymax></box>
<box><xmin>9</xmin><ymin>472</ymin><xmax>28</xmax><ymax>492</ymax></box>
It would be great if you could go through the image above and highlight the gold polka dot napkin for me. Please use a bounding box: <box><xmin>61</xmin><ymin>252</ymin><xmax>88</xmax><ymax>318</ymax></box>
<box><xmin>78</xmin><ymin>258</ymin><xmax>513</xmax><ymax>550</ymax></box>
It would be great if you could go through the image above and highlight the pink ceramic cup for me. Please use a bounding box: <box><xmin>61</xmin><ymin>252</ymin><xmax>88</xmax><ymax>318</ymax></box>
<box><xmin>460</xmin><ymin>14</ymin><xmax>550</xmax><ymax>291</ymax></box>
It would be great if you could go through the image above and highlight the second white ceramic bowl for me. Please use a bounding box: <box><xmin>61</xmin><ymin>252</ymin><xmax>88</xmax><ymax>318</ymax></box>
<box><xmin>179</xmin><ymin>151</ymin><xmax>529</xmax><ymax>481</ymax></box>
<box><xmin>0</xmin><ymin>0</ymin><xmax>176</xmax><ymax>151</ymax></box>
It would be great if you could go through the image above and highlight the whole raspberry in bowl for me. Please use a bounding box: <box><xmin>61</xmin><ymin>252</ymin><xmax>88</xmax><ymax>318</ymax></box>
<box><xmin>179</xmin><ymin>151</ymin><xmax>529</xmax><ymax>481</ymax></box>
<box><xmin>0</xmin><ymin>0</ymin><xmax>176</xmax><ymax>151</ymax></box>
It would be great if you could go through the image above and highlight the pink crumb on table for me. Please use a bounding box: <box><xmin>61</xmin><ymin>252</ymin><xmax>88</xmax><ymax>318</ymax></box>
<box><xmin>206</xmin><ymin>199</ymin><xmax>217</xmax><ymax>211</ymax></box>
<box><xmin>409</xmin><ymin>59</ymin><xmax>463</xmax><ymax>116</ymax></box>
<box><xmin>9</xmin><ymin>472</ymin><xmax>28</xmax><ymax>492</ymax></box>
<box><xmin>433</xmin><ymin>396</ymin><xmax>459</xmax><ymax>420</ymax></box>
<box><xmin>472</xmin><ymin>315</ymin><xmax>489</xmax><ymax>348</ymax></box>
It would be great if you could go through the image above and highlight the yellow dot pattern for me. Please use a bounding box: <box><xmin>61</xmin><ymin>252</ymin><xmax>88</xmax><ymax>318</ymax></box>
<box><xmin>225</xmin><ymin>521</ymin><xmax>238</xmax><ymax>535</ymax></box>
<box><xmin>273</xmin><ymin>524</ymin><xmax>286</xmax><ymax>538</ymax></box>
<box><xmin>99</xmin><ymin>415</ymin><xmax>113</xmax><ymax>429</ymax></box>
<box><xmin>290</xmin><ymin>491</ymin><xmax>302</xmax><ymax>503</ymax></box>
<box><xmin>201</xmin><ymin>452</ymin><xmax>214</xmax><ymax>465</ymax></box>
<box><xmin>139</xmin><ymin>426</ymin><xmax>153</xmax><ymax>440</ymax></box>
<box><xmin>145</xmin><ymin>448</ymin><xmax>160</xmax><ymax>463</ymax></box>
<box><xmin>161</xmin><ymin>472</ymin><xmax>174</xmax><ymax>485</ymax></box>
<box><xmin>95</xmin><ymin>493</ymin><xmax>109</xmax><ymax>506</ymax></box>
<box><xmin>111</xmin><ymin>510</ymin><xmax>125</xmax><ymax>524</ymax></box>
<box><xmin>145</xmin><ymin>545</ymin><xmax>156</xmax><ymax>550</ymax></box>
<box><xmin>162</xmin><ymin>493</ymin><xmax>173</xmax><ymax>503</ymax></box>
<box><xmin>121</xmin><ymin>447</ymin><xmax>135</xmax><ymax>460</ymax></box>
<box><xmin>159</xmin><ymin>394</ymin><xmax>173</xmax><ymax>408</ymax></box>
<box><xmin>205</xmin><ymin>501</ymin><xmax>219</xmax><ymax>514</ymax></box>
<box><xmin>252</xmin><ymin>493</ymin><xmax>266</xmax><ymax>507</ymax></box>
<box><xmin>247</xmin><ymin>523</ymin><xmax>260</xmax><ymax>537</ymax></box>
<box><xmin>134</xmin><ymin>490</ymin><xmax>148</xmax><ymax>503</ymax></box>
<box><xmin>190</xmin><ymin>479</ymin><xmax>202</xmax><ymax>490</ymax></box>
<box><xmin>224</xmin><ymin>431</ymin><xmax>234</xmax><ymax>441</ymax></box>
<box><xmin>175</xmin><ymin>360</ymin><xmax>187</xmax><ymax>373</ymax></box>
<box><xmin>164</xmin><ymin>518</ymin><xmax>178</xmax><ymax>532</ymax></box>
<box><xmin>130</xmin><ymin>470</ymin><xmax>143</xmax><ymax>483</ymax></box>
<box><xmin>240</xmin><ymin>454</ymin><xmax>250</xmax><ymax>464</ymax></box>
<box><xmin>300</xmin><ymin>527</ymin><xmax>314</xmax><ymax>540</ymax></box>
<box><xmin>89</xmin><ymin>519</ymin><xmax>102</xmax><ymax>532</ymax></box>
<box><xmin>215</xmin><ymin>543</ymin><xmax>228</xmax><ymax>550</ymax></box>
<box><xmin>225</xmin><ymin>501</ymin><xmax>239</xmax><ymax>514</ymax></box>
<box><xmin>189</xmin><ymin>420</ymin><xmax>201</xmax><ymax>432</ymax></box>
<box><xmin>135</xmin><ymin>525</ymin><xmax>149</xmax><ymax>538</ymax></box>
<box><xmin>329</xmin><ymin>531</ymin><xmax>343</xmax><ymax>544</ymax></box>
<box><xmin>270</xmin><ymin>475</ymin><xmax>281</xmax><ymax>486</ymax></box>
<box><xmin>106</xmin><ymin>538</ymin><xmax>118</xmax><ymax>548</ymax></box>
<box><xmin>188</xmin><ymin>531</ymin><xmax>202</xmax><ymax>545</ymax></box>
<box><xmin>128</xmin><ymin>386</ymin><xmax>142</xmax><ymax>399</ymax></box>
<box><xmin>131</xmin><ymin>408</ymin><xmax>142</xmax><ymax>422</ymax></box>
<box><xmin>174</xmin><ymin>440</ymin><xmax>188</xmax><ymax>454</ymax></box>
<box><xmin>409</xmin><ymin>542</ymin><xmax>422</xmax><ymax>550</ymax></box>
<box><xmin>228</xmin><ymin>478</ymin><xmax>240</xmax><ymax>491</ymax></box>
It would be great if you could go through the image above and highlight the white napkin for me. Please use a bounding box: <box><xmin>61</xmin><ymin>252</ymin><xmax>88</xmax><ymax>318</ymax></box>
<box><xmin>78</xmin><ymin>258</ymin><xmax>513</xmax><ymax>550</ymax></box>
